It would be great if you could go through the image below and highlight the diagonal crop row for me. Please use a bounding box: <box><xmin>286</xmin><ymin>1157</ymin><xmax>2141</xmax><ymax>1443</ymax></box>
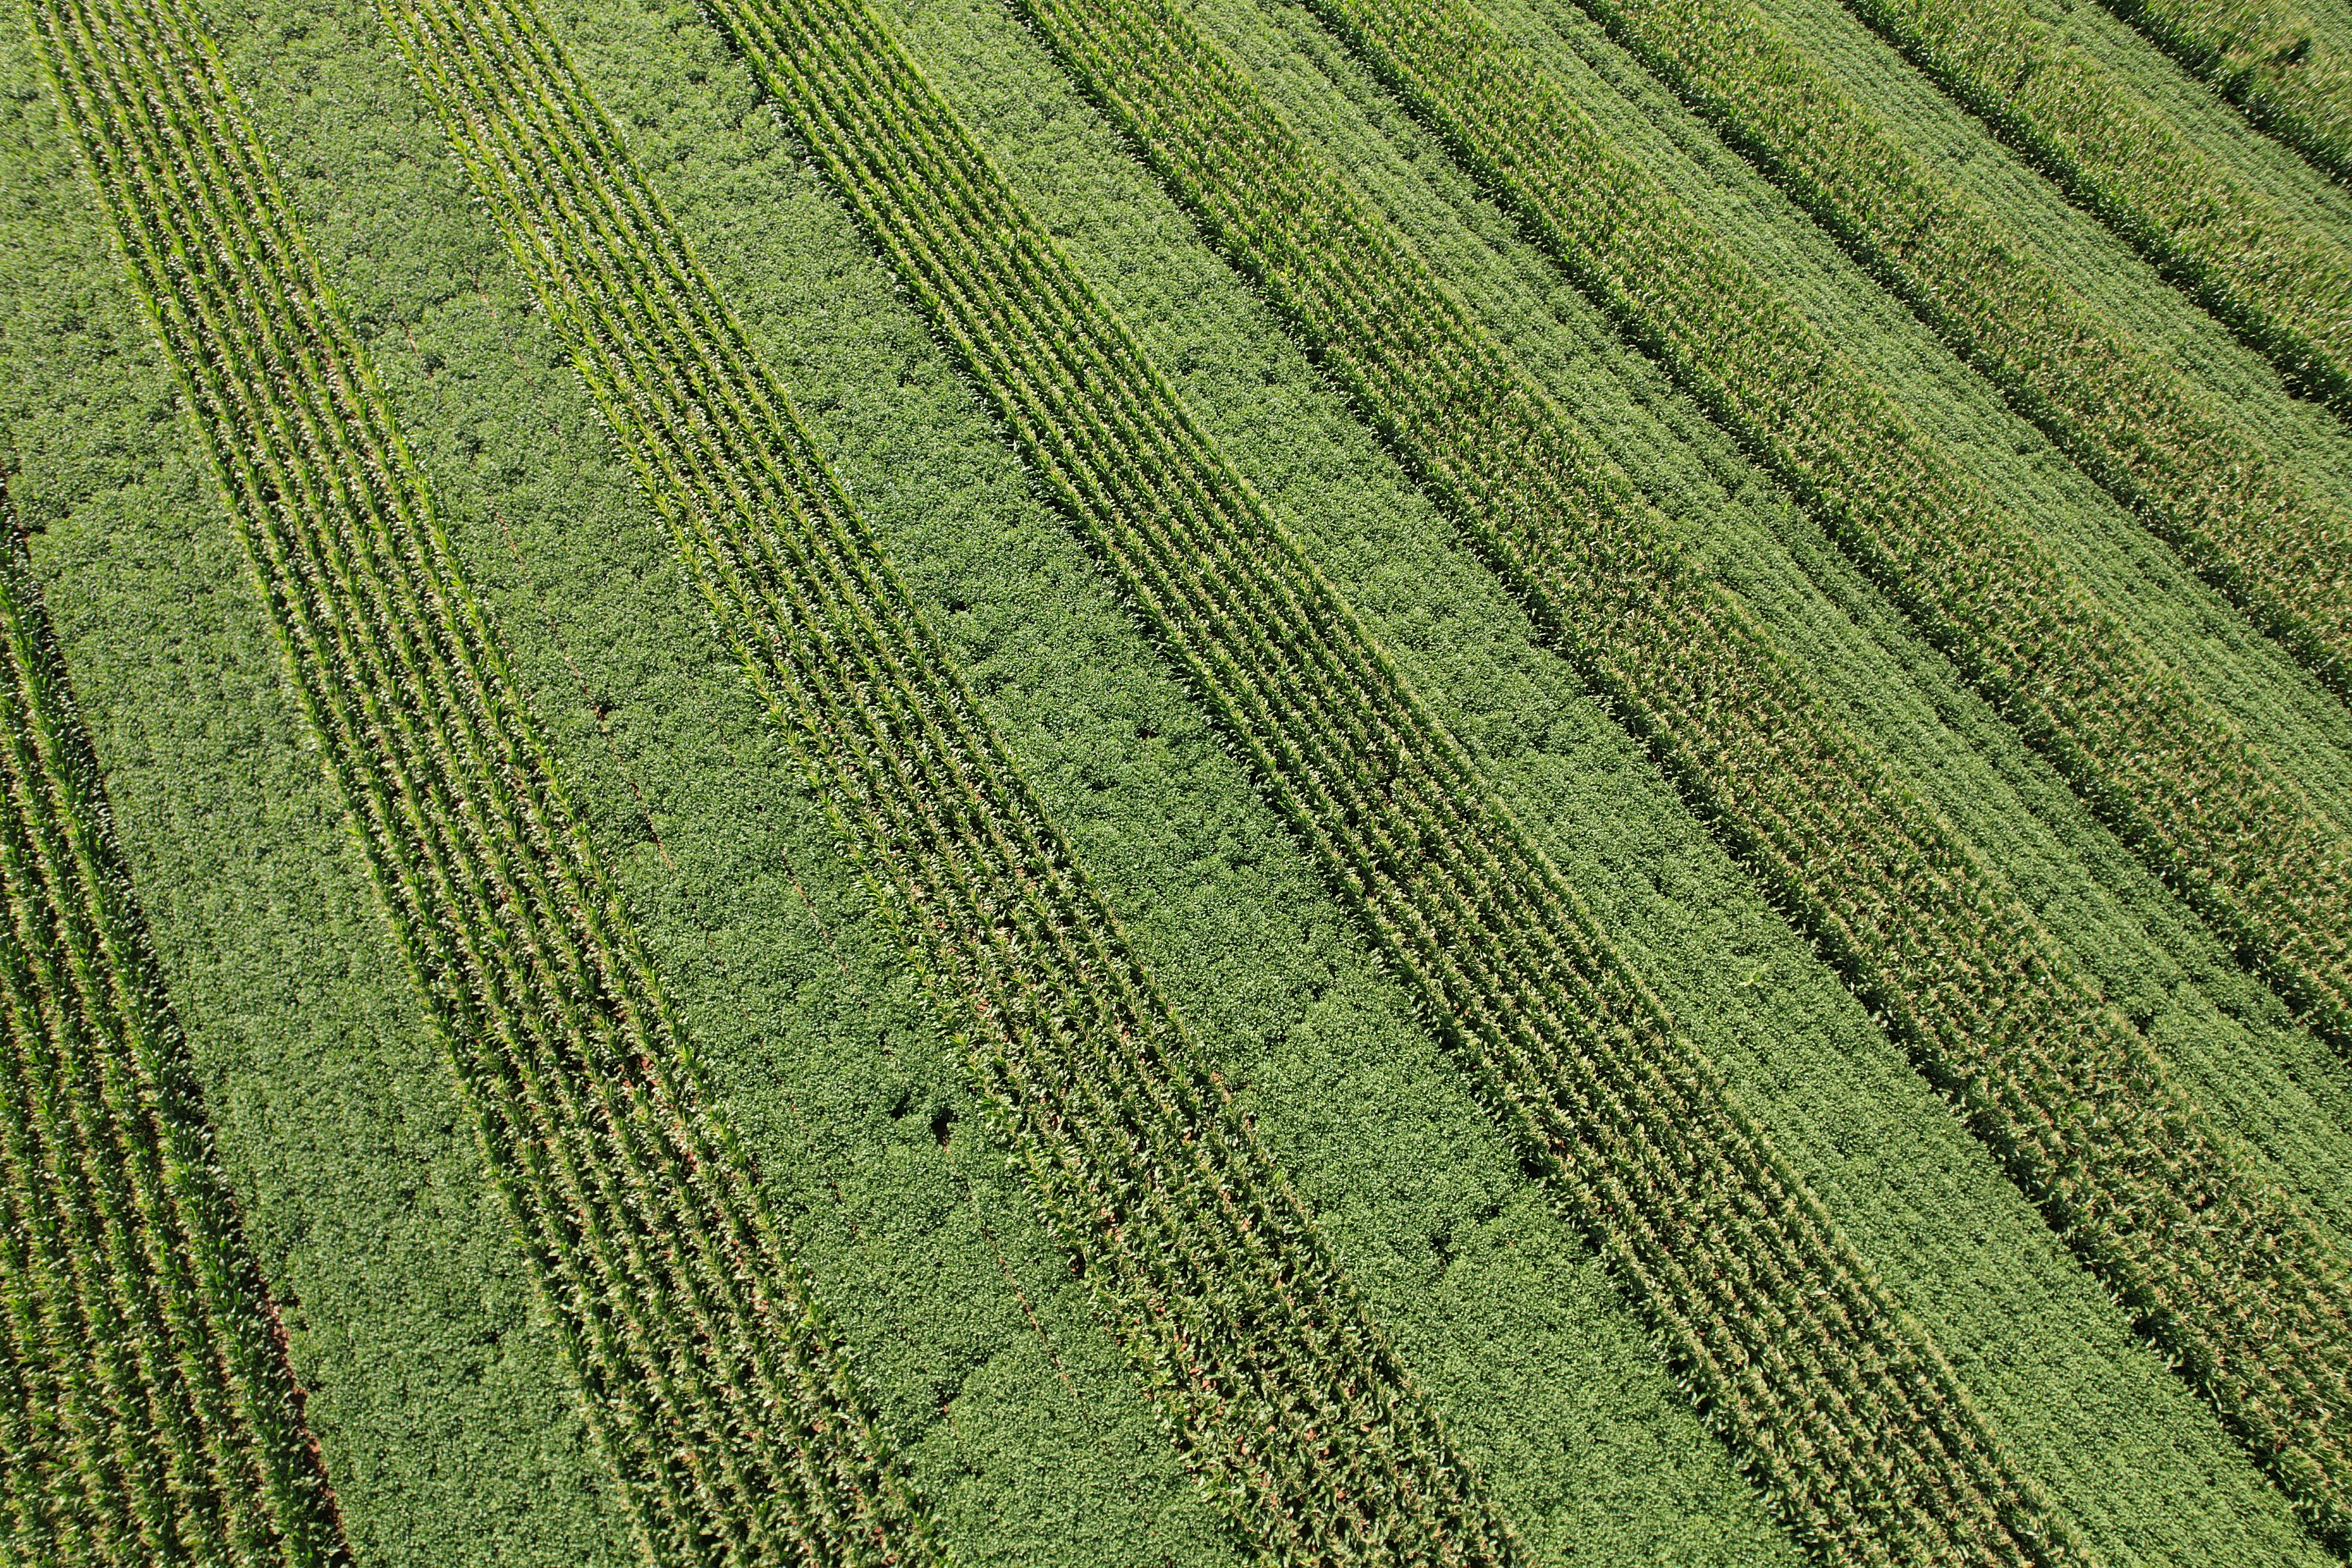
<box><xmin>1301</xmin><ymin>0</ymin><xmax>2352</xmax><ymax>1067</ymax></box>
<box><xmin>1001</xmin><ymin>0</ymin><xmax>2352</xmax><ymax>1544</ymax></box>
<box><xmin>1828</xmin><ymin>0</ymin><xmax>2352</xmax><ymax>415</ymax></box>
<box><xmin>1555</xmin><ymin>0</ymin><xmax>2352</xmax><ymax>698</ymax></box>
<box><xmin>0</xmin><ymin>492</ymin><xmax>350</xmax><ymax>1568</ymax></box>
<box><xmin>653</xmin><ymin>0</ymin><xmax>2098</xmax><ymax>1555</ymax></box>
<box><xmin>2088</xmin><ymin>0</ymin><xmax>2352</xmax><ymax>183</ymax></box>
<box><xmin>375</xmin><ymin>1</ymin><xmax>1529</xmax><ymax>1561</ymax></box>
<box><xmin>27</xmin><ymin>0</ymin><xmax>946</xmax><ymax>1562</ymax></box>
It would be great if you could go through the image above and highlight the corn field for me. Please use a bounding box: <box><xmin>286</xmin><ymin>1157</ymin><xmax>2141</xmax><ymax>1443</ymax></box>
<box><xmin>2</xmin><ymin>0</ymin><xmax>2348</xmax><ymax>1559</ymax></box>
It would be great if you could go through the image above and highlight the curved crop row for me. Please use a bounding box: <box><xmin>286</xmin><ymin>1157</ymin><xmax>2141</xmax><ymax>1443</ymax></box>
<box><xmin>375</xmin><ymin>0</ymin><xmax>1528</xmax><ymax>1559</ymax></box>
<box><xmin>2090</xmin><ymin>0</ymin><xmax>2352</xmax><ymax>183</ymax></box>
<box><xmin>1558</xmin><ymin>0</ymin><xmax>2352</xmax><ymax>697</ymax></box>
<box><xmin>28</xmin><ymin>1</ymin><xmax>943</xmax><ymax>1561</ymax></box>
<box><xmin>1831</xmin><ymin>0</ymin><xmax>2352</xmax><ymax>414</ymax></box>
<box><xmin>0</xmin><ymin>498</ymin><xmax>350</xmax><ymax>1566</ymax></box>
<box><xmin>1302</xmin><ymin>0</ymin><xmax>2352</xmax><ymax>1064</ymax></box>
<box><xmin>669</xmin><ymin>0</ymin><xmax>2092</xmax><ymax>1556</ymax></box>
<box><xmin>1004</xmin><ymin>0</ymin><xmax>2352</xmax><ymax>1545</ymax></box>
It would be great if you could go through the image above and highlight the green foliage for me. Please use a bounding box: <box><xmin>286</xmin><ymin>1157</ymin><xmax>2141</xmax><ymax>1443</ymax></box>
<box><xmin>1838</xmin><ymin>0</ymin><xmax>2352</xmax><ymax>410</ymax></box>
<box><xmin>662</xmin><ymin>0</ymin><xmax>2139</xmax><ymax>1555</ymax></box>
<box><xmin>1006</xmin><ymin>0</ymin><xmax>2352</xmax><ymax>1547</ymax></box>
<box><xmin>0</xmin><ymin>502</ymin><xmax>350</xmax><ymax>1565</ymax></box>
<box><xmin>1310</xmin><ymin>0</ymin><xmax>2352</xmax><ymax>1089</ymax></box>
<box><xmin>1563</xmin><ymin>0</ymin><xmax>2352</xmax><ymax>697</ymax></box>
<box><xmin>2092</xmin><ymin>0</ymin><xmax>2352</xmax><ymax>181</ymax></box>
<box><xmin>24</xmin><ymin>0</ymin><xmax>940</xmax><ymax>1559</ymax></box>
<box><xmin>374</xmin><ymin>0</ymin><xmax>1528</xmax><ymax>1559</ymax></box>
<box><xmin>6</xmin><ymin>0</ymin><xmax>2350</xmax><ymax>1558</ymax></box>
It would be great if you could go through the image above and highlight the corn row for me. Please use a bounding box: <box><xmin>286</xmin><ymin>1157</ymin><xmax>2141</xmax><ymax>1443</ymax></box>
<box><xmin>1012</xmin><ymin>0</ymin><xmax>2352</xmax><ymax>1546</ymax></box>
<box><xmin>1559</xmin><ymin>0</ymin><xmax>2352</xmax><ymax>695</ymax></box>
<box><xmin>376</xmin><ymin>0</ymin><xmax>1528</xmax><ymax>1560</ymax></box>
<box><xmin>1831</xmin><ymin>0</ymin><xmax>2352</xmax><ymax>413</ymax></box>
<box><xmin>1306</xmin><ymin>0</ymin><xmax>2352</xmax><ymax>1059</ymax></box>
<box><xmin>26</xmin><ymin>1</ymin><xmax>943</xmax><ymax>1561</ymax></box>
<box><xmin>660</xmin><ymin>0</ymin><xmax>2110</xmax><ymax>1557</ymax></box>
<box><xmin>0</xmin><ymin>495</ymin><xmax>351</xmax><ymax>1567</ymax></box>
<box><xmin>2088</xmin><ymin>0</ymin><xmax>2352</xmax><ymax>182</ymax></box>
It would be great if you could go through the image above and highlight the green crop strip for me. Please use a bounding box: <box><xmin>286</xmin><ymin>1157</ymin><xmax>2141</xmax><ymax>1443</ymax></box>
<box><xmin>23</xmin><ymin>0</ymin><xmax>945</xmax><ymax>1561</ymax></box>
<box><xmin>1546</xmin><ymin>0</ymin><xmax>2352</xmax><ymax>699</ymax></box>
<box><xmin>1828</xmin><ymin>0</ymin><xmax>2352</xmax><ymax>413</ymax></box>
<box><xmin>656</xmin><ymin>0</ymin><xmax>2103</xmax><ymax>1556</ymax></box>
<box><xmin>0</xmin><ymin>497</ymin><xmax>349</xmax><ymax>1566</ymax></box>
<box><xmin>2088</xmin><ymin>0</ymin><xmax>2352</xmax><ymax>184</ymax></box>
<box><xmin>374</xmin><ymin>1</ymin><xmax>1527</xmax><ymax>1561</ymax></box>
<box><xmin>1304</xmin><ymin>0</ymin><xmax>2352</xmax><ymax>1065</ymax></box>
<box><xmin>1002</xmin><ymin>0</ymin><xmax>2352</xmax><ymax>1546</ymax></box>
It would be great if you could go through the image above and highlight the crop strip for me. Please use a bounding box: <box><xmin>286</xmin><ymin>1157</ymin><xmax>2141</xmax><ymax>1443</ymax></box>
<box><xmin>2087</xmin><ymin>0</ymin><xmax>2352</xmax><ymax>182</ymax></box>
<box><xmin>1005</xmin><ymin>0</ymin><xmax>2352</xmax><ymax>1546</ymax></box>
<box><xmin>1302</xmin><ymin>0</ymin><xmax>2352</xmax><ymax>1064</ymax></box>
<box><xmin>1828</xmin><ymin>0</ymin><xmax>2352</xmax><ymax>414</ymax></box>
<box><xmin>377</xmin><ymin>1</ymin><xmax>1528</xmax><ymax>1561</ymax></box>
<box><xmin>1553</xmin><ymin>0</ymin><xmax>2352</xmax><ymax>697</ymax></box>
<box><xmin>612</xmin><ymin>0</ymin><xmax>2111</xmax><ymax>1556</ymax></box>
<box><xmin>0</xmin><ymin>494</ymin><xmax>351</xmax><ymax>1567</ymax></box>
<box><xmin>25</xmin><ymin>1</ymin><xmax>946</xmax><ymax>1562</ymax></box>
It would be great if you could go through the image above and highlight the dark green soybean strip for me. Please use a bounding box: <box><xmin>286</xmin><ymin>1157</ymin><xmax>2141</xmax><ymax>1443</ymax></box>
<box><xmin>658</xmin><ymin>0</ymin><xmax>2091</xmax><ymax>1557</ymax></box>
<box><xmin>1305</xmin><ymin>0</ymin><xmax>2352</xmax><ymax>1066</ymax></box>
<box><xmin>24</xmin><ymin>0</ymin><xmax>942</xmax><ymax>1562</ymax></box>
<box><xmin>373</xmin><ymin>2</ymin><xmax>1522</xmax><ymax>1563</ymax></box>
<box><xmin>1008</xmin><ymin>0</ymin><xmax>2352</xmax><ymax>1550</ymax></box>
<box><xmin>1831</xmin><ymin>0</ymin><xmax>2352</xmax><ymax>413</ymax></box>
<box><xmin>0</xmin><ymin>501</ymin><xmax>350</xmax><ymax>1567</ymax></box>
<box><xmin>1551</xmin><ymin>0</ymin><xmax>2352</xmax><ymax>699</ymax></box>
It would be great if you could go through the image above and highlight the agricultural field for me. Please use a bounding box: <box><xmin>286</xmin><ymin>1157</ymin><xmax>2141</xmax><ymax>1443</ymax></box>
<box><xmin>1</xmin><ymin>0</ymin><xmax>2349</xmax><ymax>1554</ymax></box>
